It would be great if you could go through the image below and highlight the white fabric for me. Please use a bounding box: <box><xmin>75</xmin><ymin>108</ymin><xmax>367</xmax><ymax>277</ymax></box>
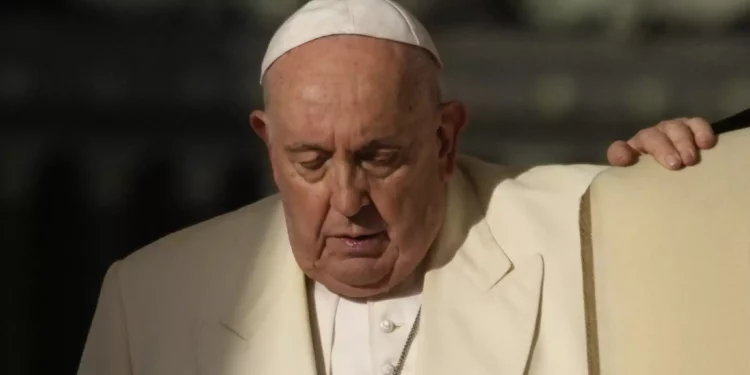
<box><xmin>314</xmin><ymin>282</ymin><xmax>422</xmax><ymax>375</ymax></box>
<box><xmin>588</xmin><ymin>127</ymin><xmax>750</xmax><ymax>375</ymax></box>
<box><xmin>78</xmin><ymin>155</ymin><xmax>607</xmax><ymax>375</ymax></box>
<box><xmin>259</xmin><ymin>0</ymin><xmax>442</xmax><ymax>82</ymax></box>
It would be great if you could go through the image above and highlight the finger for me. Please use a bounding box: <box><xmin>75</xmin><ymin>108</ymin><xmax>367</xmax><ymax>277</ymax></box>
<box><xmin>684</xmin><ymin>117</ymin><xmax>716</xmax><ymax>149</ymax></box>
<box><xmin>607</xmin><ymin>140</ymin><xmax>640</xmax><ymax>166</ymax></box>
<box><xmin>631</xmin><ymin>128</ymin><xmax>683</xmax><ymax>169</ymax></box>
<box><xmin>626</xmin><ymin>132</ymin><xmax>647</xmax><ymax>154</ymax></box>
<box><xmin>660</xmin><ymin>120</ymin><xmax>699</xmax><ymax>166</ymax></box>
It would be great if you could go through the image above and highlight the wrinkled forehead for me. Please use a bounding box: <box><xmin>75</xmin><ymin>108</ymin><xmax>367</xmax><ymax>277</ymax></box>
<box><xmin>264</xmin><ymin>35</ymin><xmax>435</xmax><ymax>110</ymax></box>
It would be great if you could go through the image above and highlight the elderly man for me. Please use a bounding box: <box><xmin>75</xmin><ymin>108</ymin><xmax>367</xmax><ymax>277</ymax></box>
<box><xmin>78</xmin><ymin>1</ymin><xmax>721</xmax><ymax>375</ymax></box>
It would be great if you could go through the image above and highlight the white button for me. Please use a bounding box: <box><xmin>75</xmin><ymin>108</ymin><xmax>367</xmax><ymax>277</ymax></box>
<box><xmin>379</xmin><ymin>319</ymin><xmax>395</xmax><ymax>333</ymax></box>
<box><xmin>381</xmin><ymin>363</ymin><xmax>396</xmax><ymax>375</ymax></box>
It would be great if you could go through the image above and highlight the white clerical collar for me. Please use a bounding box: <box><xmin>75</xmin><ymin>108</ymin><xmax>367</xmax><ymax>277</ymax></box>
<box><xmin>310</xmin><ymin>273</ymin><xmax>424</xmax><ymax>375</ymax></box>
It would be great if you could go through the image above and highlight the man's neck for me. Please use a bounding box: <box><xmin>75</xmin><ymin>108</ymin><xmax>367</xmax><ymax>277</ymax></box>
<box><xmin>356</xmin><ymin>263</ymin><xmax>426</xmax><ymax>303</ymax></box>
<box><xmin>308</xmin><ymin>262</ymin><xmax>427</xmax><ymax>303</ymax></box>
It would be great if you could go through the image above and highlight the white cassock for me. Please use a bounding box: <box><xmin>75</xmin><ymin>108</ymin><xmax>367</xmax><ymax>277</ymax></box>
<box><xmin>78</xmin><ymin>155</ymin><xmax>607</xmax><ymax>375</ymax></box>
<box><xmin>312</xmin><ymin>281</ymin><xmax>422</xmax><ymax>375</ymax></box>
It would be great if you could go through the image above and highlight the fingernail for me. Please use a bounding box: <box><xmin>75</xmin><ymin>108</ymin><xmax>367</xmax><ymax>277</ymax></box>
<box><xmin>666</xmin><ymin>154</ymin><xmax>681</xmax><ymax>167</ymax></box>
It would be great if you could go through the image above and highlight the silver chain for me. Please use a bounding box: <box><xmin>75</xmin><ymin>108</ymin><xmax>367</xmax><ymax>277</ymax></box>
<box><xmin>392</xmin><ymin>307</ymin><xmax>422</xmax><ymax>375</ymax></box>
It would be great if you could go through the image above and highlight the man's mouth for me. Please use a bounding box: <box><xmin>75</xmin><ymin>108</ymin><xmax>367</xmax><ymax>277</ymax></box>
<box><xmin>345</xmin><ymin>233</ymin><xmax>381</xmax><ymax>240</ymax></box>
<box><xmin>333</xmin><ymin>231</ymin><xmax>387</xmax><ymax>253</ymax></box>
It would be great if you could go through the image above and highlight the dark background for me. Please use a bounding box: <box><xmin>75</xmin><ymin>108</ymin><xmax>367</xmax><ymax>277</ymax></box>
<box><xmin>2</xmin><ymin>0</ymin><xmax>750</xmax><ymax>374</ymax></box>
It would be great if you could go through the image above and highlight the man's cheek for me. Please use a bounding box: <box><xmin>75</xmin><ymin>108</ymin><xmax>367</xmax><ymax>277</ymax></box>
<box><xmin>287</xmin><ymin>184</ymin><xmax>329</xmax><ymax>220</ymax></box>
<box><xmin>277</xmin><ymin>166</ymin><xmax>308</xmax><ymax>195</ymax></box>
<box><xmin>371</xmin><ymin>185</ymin><xmax>408</xmax><ymax>219</ymax></box>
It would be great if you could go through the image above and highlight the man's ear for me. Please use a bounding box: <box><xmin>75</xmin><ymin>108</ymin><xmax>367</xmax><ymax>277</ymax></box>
<box><xmin>437</xmin><ymin>100</ymin><xmax>468</xmax><ymax>180</ymax></box>
<box><xmin>250</xmin><ymin>110</ymin><xmax>271</xmax><ymax>146</ymax></box>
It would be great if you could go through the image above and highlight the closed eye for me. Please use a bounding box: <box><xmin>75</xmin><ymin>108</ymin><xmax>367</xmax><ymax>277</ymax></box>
<box><xmin>358</xmin><ymin>148</ymin><xmax>403</xmax><ymax>169</ymax></box>
<box><xmin>363</xmin><ymin>153</ymin><xmax>398</xmax><ymax>167</ymax></box>
<box><xmin>298</xmin><ymin>158</ymin><xmax>327</xmax><ymax>171</ymax></box>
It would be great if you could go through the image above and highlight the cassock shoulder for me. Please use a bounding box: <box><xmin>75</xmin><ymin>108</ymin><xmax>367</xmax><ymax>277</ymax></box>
<box><xmin>111</xmin><ymin>194</ymin><xmax>286</xmax><ymax>318</ymax></box>
<box><xmin>456</xmin><ymin>154</ymin><xmax>607</xmax><ymax>204</ymax></box>
<box><xmin>120</xmin><ymin>194</ymin><xmax>282</xmax><ymax>273</ymax></box>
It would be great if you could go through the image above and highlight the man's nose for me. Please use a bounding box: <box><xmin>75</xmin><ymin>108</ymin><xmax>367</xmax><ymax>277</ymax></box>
<box><xmin>329</xmin><ymin>163</ymin><xmax>370</xmax><ymax>217</ymax></box>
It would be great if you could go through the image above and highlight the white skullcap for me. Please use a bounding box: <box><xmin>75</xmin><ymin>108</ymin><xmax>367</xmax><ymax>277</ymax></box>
<box><xmin>259</xmin><ymin>0</ymin><xmax>442</xmax><ymax>83</ymax></box>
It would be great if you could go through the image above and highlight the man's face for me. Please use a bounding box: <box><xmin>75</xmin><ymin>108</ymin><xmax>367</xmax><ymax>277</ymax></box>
<box><xmin>251</xmin><ymin>36</ymin><xmax>465</xmax><ymax>298</ymax></box>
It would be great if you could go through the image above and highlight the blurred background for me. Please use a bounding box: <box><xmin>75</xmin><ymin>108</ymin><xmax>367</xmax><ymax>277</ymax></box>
<box><xmin>2</xmin><ymin>0</ymin><xmax>750</xmax><ymax>374</ymax></box>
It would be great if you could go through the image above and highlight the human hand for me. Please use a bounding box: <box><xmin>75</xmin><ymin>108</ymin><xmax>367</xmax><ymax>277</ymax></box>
<box><xmin>607</xmin><ymin>117</ymin><xmax>717</xmax><ymax>170</ymax></box>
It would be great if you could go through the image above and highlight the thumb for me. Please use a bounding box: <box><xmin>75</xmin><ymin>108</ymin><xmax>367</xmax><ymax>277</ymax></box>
<box><xmin>607</xmin><ymin>140</ymin><xmax>641</xmax><ymax>166</ymax></box>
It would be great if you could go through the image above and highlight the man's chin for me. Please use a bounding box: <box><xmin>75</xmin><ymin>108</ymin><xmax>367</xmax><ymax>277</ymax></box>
<box><xmin>315</xmin><ymin>268</ymin><xmax>395</xmax><ymax>299</ymax></box>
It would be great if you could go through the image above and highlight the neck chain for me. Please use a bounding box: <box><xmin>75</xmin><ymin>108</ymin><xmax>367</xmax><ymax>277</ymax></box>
<box><xmin>392</xmin><ymin>307</ymin><xmax>422</xmax><ymax>375</ymax></box>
